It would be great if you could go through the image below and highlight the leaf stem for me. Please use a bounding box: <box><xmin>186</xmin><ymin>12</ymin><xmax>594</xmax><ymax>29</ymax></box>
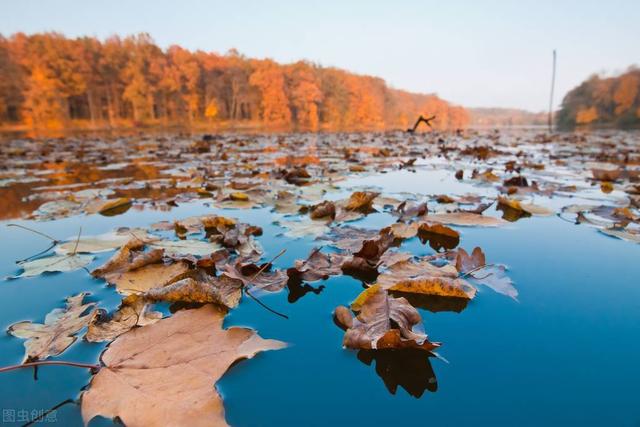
<box><xmin>461</xmin><ymin>263</ymin><xmax>496</xmax><ymax>278</ymax></box>
<box><xmin>71</xmin><ymin>226</ymin><xmax>83</xmax><ymax>255</ymax></box>
<box><xmin>0</xmin><ymin>360</ymin><xmax>100</xmax><ymax>374</ymax></box>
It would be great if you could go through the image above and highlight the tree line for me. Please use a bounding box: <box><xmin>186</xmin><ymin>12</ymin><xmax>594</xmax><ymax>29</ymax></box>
<box><xmin>0</xmin><ymin>32</ymin><xmax>468</xmax><ymax>132</ymax></box>
<box><xmin>557</xmin><ymin>67</ymin><xmax>640</xmax><ymax>129</ymax></box>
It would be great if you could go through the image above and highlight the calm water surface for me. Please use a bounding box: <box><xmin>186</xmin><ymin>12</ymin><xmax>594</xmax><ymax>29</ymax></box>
<box><xmin>0</xmin><ymin>167</ymin><xmax>639</xmax><ymax>426</ymax></box>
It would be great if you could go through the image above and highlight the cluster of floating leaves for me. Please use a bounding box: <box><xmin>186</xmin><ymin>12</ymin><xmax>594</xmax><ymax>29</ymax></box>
<box><xmin>2</xmin><ymin>129</ymin><xmax>640</xmax><ymax>423</ymax></box>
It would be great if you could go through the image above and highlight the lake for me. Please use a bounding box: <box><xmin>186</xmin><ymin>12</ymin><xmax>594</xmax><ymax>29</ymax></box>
<box><xmin>0</xmin><ymin>130</ymin><xmax>639</xmax><ymax>426</ymax></box>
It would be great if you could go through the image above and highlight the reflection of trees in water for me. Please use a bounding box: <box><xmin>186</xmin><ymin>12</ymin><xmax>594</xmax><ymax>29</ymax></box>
<box><xmin>0</xmin><ymin>184</ymin><xmax>42</xmax><ymax>220</ymax></box>
<box><xmin>0</xmin><ymin>155</ymin><xmax>188</xmax><ymax>219</ymax></box>
<box><xmin>357</xmin><ymin>349</ymin><xmax>438</xmax><ymax>398</ymax></box>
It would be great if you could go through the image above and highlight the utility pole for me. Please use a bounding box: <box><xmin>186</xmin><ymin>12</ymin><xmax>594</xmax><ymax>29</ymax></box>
<box><xmin>548</xmin><ymin>49</ymin><xmax>557</xmax><ymax>133</ymax></box>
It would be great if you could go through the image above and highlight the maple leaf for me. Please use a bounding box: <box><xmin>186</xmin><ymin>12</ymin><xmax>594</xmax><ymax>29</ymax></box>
<box><xmin>55</xmin><ymin>228</ymin><xmax>151</xmax><ymax>254</ymax></box>
<box><xmin>8</xmin><ymin>293</ymin><xmax>95</xmax><ymax>361</ymax></box>
<box><xmin>86</xmin><ymin>295</ymin><xmax>161</xmax><ymax>343</ymax></box>
<box><xmin>92</xmin><ymin>239</ymin><xmax>190</xmax><ymax>294</ymax></box>
<box><xmin>12</xmin><ymin>253</ymin><xmax>94</xmax><ymax>278</ymax></box>
<box><xmin>81</xmin><ymin>305</ymin><xmax>286</xmax><ymax>427</ymax></box>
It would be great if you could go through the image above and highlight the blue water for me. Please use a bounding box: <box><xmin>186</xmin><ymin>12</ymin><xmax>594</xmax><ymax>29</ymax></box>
<box><xmin>1</xmin><ymin>169</ymin><xmax>639</xmax><ymax>426</ymax></box>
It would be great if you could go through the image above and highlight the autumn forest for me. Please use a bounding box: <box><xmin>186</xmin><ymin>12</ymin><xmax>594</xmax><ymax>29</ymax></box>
<box><xmin>0</xmin><ymin>33</ymin><xmax>470</xmax><ymax>132</ymax></box>
<box><xmin>556</xmin><ymin>67</ymin><xmax>640</xmax><ymax>129</ymax></box>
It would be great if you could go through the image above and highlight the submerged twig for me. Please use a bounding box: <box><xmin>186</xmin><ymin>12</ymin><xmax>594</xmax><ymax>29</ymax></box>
<box><xmin>7</xmin><ymin>223</ymin><xmax>61</xmax><ymax>263</ymax></box>
<box><xmin>7</xmin><ymin>224</ymin><xmax>59</xmax><ymax>242</ymax></box>
<box><xmin>14</xmin><ymin>242</ymin><xmax>58</xmax><ymax>264</ymax></box>
<box><xmin>244</xmin><ymin>249</ymin><xmax>289</xmax><ymax>319</ymax></box>
<box><xmin>243</xmin><ymin>288</ymin><xmax>289</xmax><ymax>319</ymax></box>
<box><xmin>71</xmin><ymin>226</ymin><xmax>83</xmax><ymax>255</ymax></box>
<box><xmin>248</xmin><ymin>248</ymin><xmax>287</xmax><ymax>281</ymax></box>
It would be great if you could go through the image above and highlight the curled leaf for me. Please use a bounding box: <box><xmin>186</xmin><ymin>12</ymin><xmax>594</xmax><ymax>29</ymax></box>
<box><xmin>341</xmin><ymin>285</ymin><xmax>440</xmax><ymax>352</ymax></box>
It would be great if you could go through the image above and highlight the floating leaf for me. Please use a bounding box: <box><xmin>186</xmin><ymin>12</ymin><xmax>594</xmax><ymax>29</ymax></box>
<box><xmin>149</xmin><ymin>239</ymin><xmax>222</xmax><ymax>257</ymax></box>
<box><xmin>55</xmin><ymin>228</ymin><xmax>151</xmax><ymax>254</ymax></box>
<box><xmin>141</xmin><ymin>273</ymin><xmax>244</xmax><ymax>308</ymax></box>
<box><xmin>497</xmin><ymin>196</ymin><xmax>553</xmax><ymax>217</ymax></box>
<box><xmin>278</xmin><ymin>218</ymin><xmax>331</xmax><ymax>238</ymax></box>
<box><xmin>8</xmin><ymin>293</ymin><xmax>95</xmax><ymax>361</ymax></box>
<box><xmin>13</xmin><ymin>253</ymin><xmax>94</xmax><ymax>278</ymax></box>
<box><xmin>425</xmin><ymin>212</ymin><xmax>507</xmax><ymax>227</ymax></box>
<box><xmin>223</xmin><ymin>261</ymin><xmax>289</xmax><ymax>292</ymax></box>
<box><xmin>339</xmin><ymin>285</ymin><xmax>440</xmax><ymax>351</ymax></box>
<box><xmin>469</xmin><ymin>265</ymin><xmax>518</xmax><ymax>300</ymax></box>
<box><xmin>599</xmin><ymin>227</ymin><xmax>640</xmax><ymax>243</ymax></box>
<box><xmin>455</xmin><ymin>247</ymin><xmax>486</xmax><ymax>273</ymax></box>
<box><xmin>287</xmin><ymin>248</ymin><xmax>348</xmax><ymax>282</ymax></box>
<box><xmin>417</xmin><ymin>223</ymin><xmax>460</xmax><ymax>251</ymax></box>
<box><xmin>86</xmin><ymin>296</ymin><xmax>161</xmax><ymax>343</ymax></box>
<box><xmin>387</xmin><ymin>222</ymin><xmax>419</xmax><ymax>239</ymax></box>
<box><xmin>81</xmin><ymin>305</ymin><xmax>286</xmax><ymax>427</ymax></box>
<box><xmin>377</xmin><ymin>258</ymin><xmax>476</xmax><ymax>299</ymax></box>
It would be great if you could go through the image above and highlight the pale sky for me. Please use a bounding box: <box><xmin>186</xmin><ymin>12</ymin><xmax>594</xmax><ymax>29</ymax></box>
<box><xmin>1</xmin><ymin>0</ymin><xmax>639</xmax><ymax>111</ymax></box>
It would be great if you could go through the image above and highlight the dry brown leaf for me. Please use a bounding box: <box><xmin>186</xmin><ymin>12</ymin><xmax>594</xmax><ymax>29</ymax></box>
<box><xmin>55</xmin><ymin>228</ymin><xmax>151</xmax><ymax>254</ymax></box>
<box><xmin>425</xmin><ymin>212</ymin><xmax>507</xmax><ymax>227</ymax></box>
<box><xmin>310</xmin><ymin>200</ymin><xmax>336</xmax><ymax>220</ymax></box>
<box><xmin>287</xmin><ymin>248</ymin><xmax>348</xmax><ymax>282</ymax></box>
<box><xmin>278</xmin><ymin>218</ymin><xmax>331</xmax><ymax>238</ymax></box>
<box><xmin>376</xmin><ymin>258</ymin><xmax>476</xmax><ymax>299</ymax></box>
<box><xmin>497</xmin><ymin>196</ymin><xmax>553</xmax><ymax>216</ymax></box>
<box><xmin>417</xmin><ymin>222</ymin><xmax>461</xmax><ymax>251</ymax></box>
<box><xmin>592</xmin><ymin>168</ymin><xmax>622</xmax><ymax>181</ymax></box>
<box><xmin>223</xmin><ymin>261</ymin><xmax>289</xmax><ymax>292</ymax></box>
<box><xmin>334</xmin><ymin>305</ymin><xmax>354</xmax><ymax>330</ymax></box>
<box><xmin>344</xmin><ymin>191</ymin><xmax>379</xmax><ymax>211</ymax></box>
<box><xmin>12</xmin><ymin>253</ymin><xmax>94</xmax><ymax>278</ymax></box>
<box><xmin>92</xmin><ymin>238</ymin><xmax>192</xmax><ymax>294</ymax></box>
<box><xmin>8</xmin><ymin>293</ymin><xmax>95</xmax><ymax>361</ymax></box>
<box><xmin>107</xmin><ymin>261</ymin><xmax>192</xmax><ymax>294</ymax></box>
<box><xmin>455</xmin><ymin>247</ymin><xmax>486</xmax><ymax>273</ymax></box>
<box><xmin>86</xmin><ymin>296</ymin><xmax>161</xmax><ymax>343</ymax></box>
<box><xmin>84</xmin><ymin>197</ymin><xmax>132</xmax><ymax>216</ymax></box>
<box><xmin>141</xmin><ymin>273</ymin><xmax>244</xmax><ymax>308</ymax></box>
<box><xmin>341</xmin><ymin>285</ymin><xmax>440</xmax><ymax>351</ymax></box>
<box><xmin>273</xmin><ymin>190</ymin><xmax>303</xmax><ymax>215</ymax></box>
<box><xmin>81</xmin><ymin>305</ymin><xmax>286</xmax><ymax>427</ymax></box>
<box><xmin>387</xmin><ymin>222</ymin><xmax>419</xmax><ymax>239</ymax></box>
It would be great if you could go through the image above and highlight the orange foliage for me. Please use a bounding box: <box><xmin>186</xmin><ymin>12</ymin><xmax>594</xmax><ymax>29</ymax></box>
<box><xmin>558</xmin><ymin>67</ymin><xmax>640</xmax><ymax>128</ymax></box>
<box><xmin>0</xmin><ymin>32</ymin><xmax>469</xmax><ymax>131</ymax></box>
<box><xmin>576</xmin><ymin>106</ymin><xmax>598</xmax><ymax>124</ymax></box>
